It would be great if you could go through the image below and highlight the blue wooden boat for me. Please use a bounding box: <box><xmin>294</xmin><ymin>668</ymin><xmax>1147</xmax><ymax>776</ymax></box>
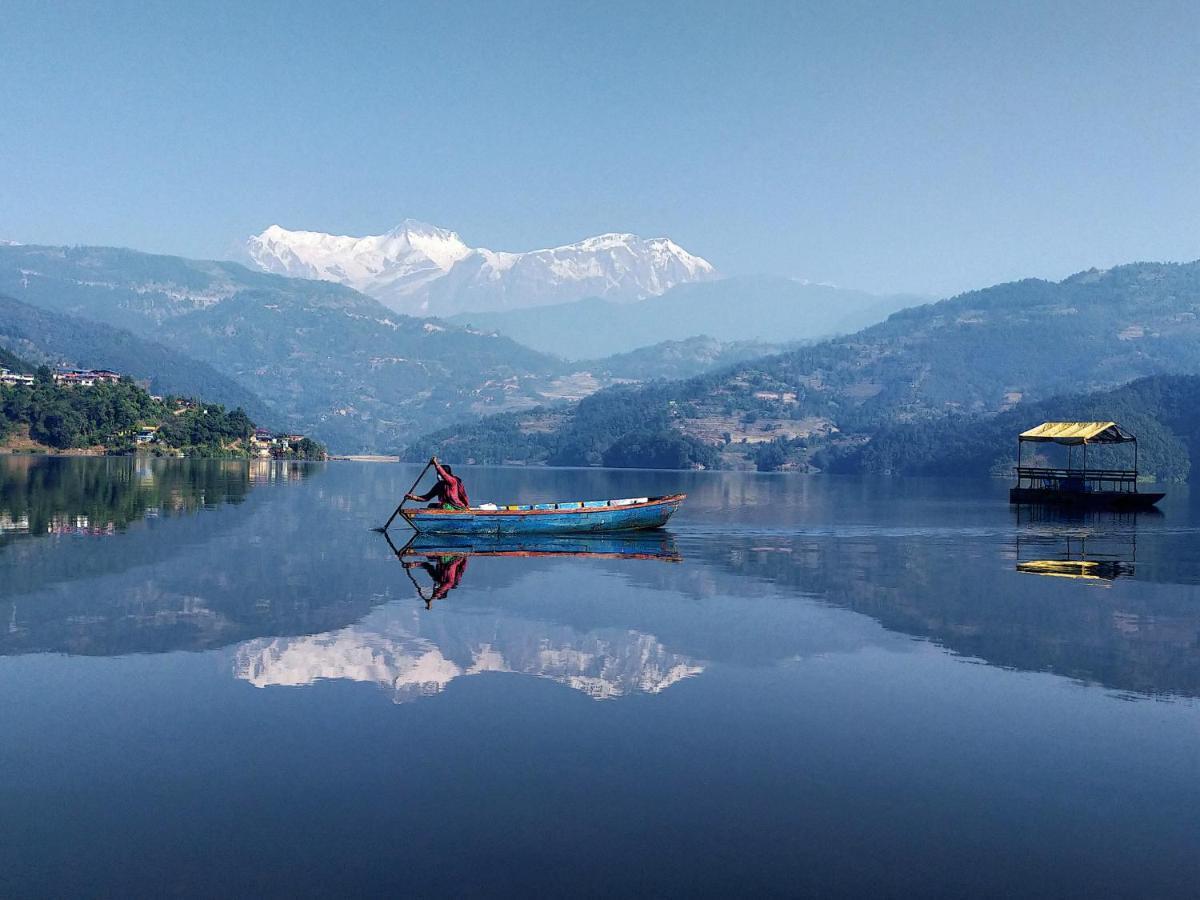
<box><xmin>400</xmin><ymin>493</ymin><xmax>686</xmax><ymax>535</ymax></box>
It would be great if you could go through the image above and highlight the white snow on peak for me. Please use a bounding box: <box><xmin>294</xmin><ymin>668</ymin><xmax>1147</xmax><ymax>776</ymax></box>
<box><xmin>244</xmin><ymin>220</ymin><xmax>717</xmax><ymax>316</ymax></box>
<box><xmin>247</xmin><ymin>221</ymin><xmax>472</xmax><ymax>304</ymax></box>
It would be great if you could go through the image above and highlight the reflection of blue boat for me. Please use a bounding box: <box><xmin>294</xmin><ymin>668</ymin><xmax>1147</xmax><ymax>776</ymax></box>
<box><xmin>398</xmin><ymin>531</ymin><xmax>682</xmax><ymax>561</ymax></box>
<box><xmin>383</xmin><ymin>530</ymin><xmax>682</xmax><ymax>608</ymax></box>
<box><xmin>400</xmin><ymin>494</ymin><xmax>686</xmax><ymax>536</ymax></box>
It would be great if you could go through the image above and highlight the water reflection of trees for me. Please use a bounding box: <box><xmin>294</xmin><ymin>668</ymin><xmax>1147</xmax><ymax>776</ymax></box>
<box><xmin>691</xmin><ymin>518</ymin><xmax>1200</xmax><ymax>700</ymax></box>
<box><xmin>6</xmin><ymin>461</ymin><xmax>1200</xmax><ymax>701</ymax></box>
<box><xmin>0</xmin><ymin>456</ymin><xmax>264</xmax><ymax>543</ymax></box>
<box><xmin>0</xmin><ymin>457</ymin><xmax>335</xmax><ymax>657</ymax></box>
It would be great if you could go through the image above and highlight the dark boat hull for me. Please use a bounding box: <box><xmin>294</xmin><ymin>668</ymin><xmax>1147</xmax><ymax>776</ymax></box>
<box><xmin>1008</xmin><ymin>487</ymin><xmax>1164</xmax><ymax>509</ymax></box>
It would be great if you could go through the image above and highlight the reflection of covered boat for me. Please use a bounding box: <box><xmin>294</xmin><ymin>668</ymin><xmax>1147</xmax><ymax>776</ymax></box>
<box><xmin>1014</xmin><ymin>524</ymin><xmax>1136</xmax><ymax>582</ymax></box>
<box><xmin>1016</xmin><ymin>559</ymin><xmax>1132</xmax><ymax>581</ymax></box>
<box><xmin>1010</xmin><ymin>421</ymin><xmax>1163</xmax><ymax>509</ymax></box>
<box><xmin>400</xmin><ymin>494</ymin><xmax>686</xmax><ymax>535</ymax></box>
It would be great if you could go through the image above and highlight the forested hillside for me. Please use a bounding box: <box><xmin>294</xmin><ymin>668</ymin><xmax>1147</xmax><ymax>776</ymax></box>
<box><xmin>408</xmin><ymin>262</ymin><xmax>1200</xmax><ymax>471</ymax></box>
<box><xmin>0</xmin><ymin>346</ymin><xmax>30</xmax><ymax>372</ymax></box>
<box><xmin>578</xmin><ymin>336</ymin><xmax>801</xmax><ymax>382</ymax></box>
<box><xmin>0</xmin><ymin>293</ymin><xmax>273</xmax><ymax>422</ymax></box>
<box><xmin>0</xmin><ymin>374</ymin><xmax>323</xmax><ymax>458</ymax></box>
<box><xmin>0</xmin><ymin>245</ymin><xmax>562</xmax><ymax>451</ymax></box>
<box><xmin>822</xmin><ymin>375</ymin><xmax>1200</xmax><ymax>482</ymax></box>
<box><xmin>0</xmin><ymin>245</ymin><xmax>891</xmax><ymax>452</ymax></box>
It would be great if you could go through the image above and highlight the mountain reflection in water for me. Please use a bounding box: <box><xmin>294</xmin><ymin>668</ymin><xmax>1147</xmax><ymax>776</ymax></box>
<box><xmin>232</xmin><ymin>529</ymin><xmax>702</xmax><ymax>702</ymax></box>
<box><xmin>4</xmin><ymin>465</ymin><xmax>1199</xmax><ymax>897</ymax></box>
<box><xmin>2</xmin><ymin>462</ymin><xmax>1200</xmax><ymax>702</ymax></box>
<box><xmin>0</xmin><ymin>456</ymin><xmax>324</xmax><ymax>654</ymax></box>
<box><xmin>234</xmin><ymin>604</ymin><xmax>705</xmax><ymax>702</ymax></box>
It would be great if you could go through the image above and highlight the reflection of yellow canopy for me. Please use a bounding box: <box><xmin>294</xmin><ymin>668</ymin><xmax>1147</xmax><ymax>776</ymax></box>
<box><xmin>1016</xmin><ymin>560</ymin><xmax>1113</xmax><ymax>582</ymax></box>
<box><xmin>1018</xmin><ymin>421</ymin><xmax>1135</xmax><ymax>445</ymax></box>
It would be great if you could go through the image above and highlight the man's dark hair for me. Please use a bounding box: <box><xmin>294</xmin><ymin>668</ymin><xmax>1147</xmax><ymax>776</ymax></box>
<box><xmin>443</xmin><ymin>465</ymin><xmax>454</xmax><ymax>476</ymax></box>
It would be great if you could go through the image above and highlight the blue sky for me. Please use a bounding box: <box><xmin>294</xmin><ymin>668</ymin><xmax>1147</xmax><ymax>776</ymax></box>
<box><xmin>1</xmin><ymin>0</ymin><xmax>1197</xmax><ymax>295</ymax></box>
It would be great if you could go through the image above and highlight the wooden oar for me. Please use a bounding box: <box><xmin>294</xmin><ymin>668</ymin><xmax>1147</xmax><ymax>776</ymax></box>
<box><xmin>379</xmin><ymin>459</ymin><xmax>433</xmax><ymax>532</ymax></box>
<box><xmin>379</xmin><ymin>529</ymin><xmax>436</xmax><ymax>604</ymax></box>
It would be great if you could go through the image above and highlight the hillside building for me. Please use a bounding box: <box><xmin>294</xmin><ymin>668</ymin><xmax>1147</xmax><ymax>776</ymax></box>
<box><xmin>53</xmin><ymin>368</ymin><xmax>123</xmax><ymax>387</ymax></box>
<box><xmin>0</xmin><ymin>368</ymin><xmax>35</xmax><ymax>386</ymax></box>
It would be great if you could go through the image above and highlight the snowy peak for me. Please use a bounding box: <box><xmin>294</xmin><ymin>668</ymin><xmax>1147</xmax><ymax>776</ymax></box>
<box><xmin>246</xmin><ymin>222</ymin><xmax>472</xmax><ymax>299</ymax></box>
<box><xmin>244</xmin><ymin>221</ymin><xmax>717</xmax><ymax>316</ymax></box>
<box><xmin>525</xmin><ymin>232</ymin><xmax>714</xmax><ymax>279</ymax></box>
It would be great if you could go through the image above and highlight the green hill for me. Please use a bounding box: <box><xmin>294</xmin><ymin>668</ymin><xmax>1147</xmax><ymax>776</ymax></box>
<box><xmin>578</xmin><ymin>335</ymin><xmax>801</xmax><ymax>382</ymax></box>
<box><xmin>0</xmin><ymin>245</ymin><xmax>563</xmax><ymax>452</ymax></box>
<box><xmin>406</xmin><ymin>261</ymin><xmax>1200</xmax><ymax>470</ymax></box>
<box><xmin>0</xmin><ymin>346</ymin><xmax>32</xmax><ymax>373</ymax></box>
<box><xmin>822</xmin><ymin>374</ymin><xmax>1200</xmax><ymax>482</ymax></box>
<box><xmin>0</xmin><ymin>292</ymin><xmax>273</xmax><ymax>423</ymax></box>
<box><xmin>0</xmin><ymin>373</ymin><xmax>324</xmax><ymax>458</ymax></box>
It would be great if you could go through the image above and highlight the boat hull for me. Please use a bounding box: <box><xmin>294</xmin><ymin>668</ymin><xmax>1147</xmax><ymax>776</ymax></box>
<box><xmin>1008</xmin><ymin>487</ymin><xmax>1164</xmax><ymax>509</ymax></box>
<box><xmin>401</xmin><ymin>494</ymin><xmax>685</xmax><ymax>535</ymax></box>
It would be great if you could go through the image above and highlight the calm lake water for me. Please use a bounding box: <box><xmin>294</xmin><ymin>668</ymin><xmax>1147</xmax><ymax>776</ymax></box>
<box><xmin>1</xmin><ymin>457</ymin><xmax>1198</xmax><ymax>896</ymax></box>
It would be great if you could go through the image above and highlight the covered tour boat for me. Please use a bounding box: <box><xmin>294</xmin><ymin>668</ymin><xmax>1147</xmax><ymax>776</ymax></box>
<box><xmin>1009</xmin><ymin>421</ymin><xmax>1163</xmax><ymax>509</ymax></box>
<box><xmin>399</xmin><ymin>494</ymin><xmax>686</xmax><ymax>536</ymax></box>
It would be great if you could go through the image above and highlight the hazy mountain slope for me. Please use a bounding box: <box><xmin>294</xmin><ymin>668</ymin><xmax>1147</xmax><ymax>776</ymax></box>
<box><xmin>823</xmin><ymin>374</ymin><xmax>1200</xmax><ymax>482</ymax></box>
<box><xmin>0</xmin><ymin>245</ymin><xmax>563</xmax><ymax>451</ymax></box>
<box><xmin>0</xmin><ymin>345</ymin><xmax>32</xmax><ymax>372</ymax></box>
<box><xmin>0</xmin><ymin>293</ymin><xmax>273</xmax><ymax>421</ymax></box>
<box><xmin>246</xmin><ymin>221</ymin><xmax>717</xmax><ymax>316</ymax></box>
<box><xmin>406</xmin><ymin>261</ymin><xmax>1200</xmax><ymax>468</ymax></box>
<box><xmin>448</xmin><ymin>276</ymin><xmax>923</xmax><ymax>359</ymax></box>
<box><xmin>578</xmin><ymin>336</ymin><xmax>801</xmax><ymax>382</ymax></box>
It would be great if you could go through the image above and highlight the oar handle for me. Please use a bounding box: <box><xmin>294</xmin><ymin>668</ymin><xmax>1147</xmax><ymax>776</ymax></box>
<box><xmin>382</xmin><ymin>459</ymin><xmax>434</xmax><ymax>532</ymax></box>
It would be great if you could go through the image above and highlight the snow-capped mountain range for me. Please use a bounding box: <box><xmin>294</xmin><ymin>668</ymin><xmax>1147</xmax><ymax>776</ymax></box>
<box><xmin>245</xmin><ymin>219</ymin><xmax>717</xmax><ymax>316</ymax></box>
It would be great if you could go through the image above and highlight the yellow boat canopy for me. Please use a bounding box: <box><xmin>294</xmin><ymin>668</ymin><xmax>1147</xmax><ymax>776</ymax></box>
<box><xmin>1018</xmin><ymin>421</ymin><xmax>1135</xmax><ymax>445</ymax></box>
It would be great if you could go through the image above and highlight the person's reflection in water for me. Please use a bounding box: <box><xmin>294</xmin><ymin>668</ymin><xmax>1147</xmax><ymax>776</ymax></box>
<box><xmin>402</xmin><ymin>554</ymin><xmax>468</xmax><ymax>609</ymax></box>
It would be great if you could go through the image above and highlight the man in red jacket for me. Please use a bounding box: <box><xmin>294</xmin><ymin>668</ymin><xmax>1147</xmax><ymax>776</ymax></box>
<box><xmin>406</xmin><ymin>457</ymin><xmax>470</xmax><ymax>509</ymax></box>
